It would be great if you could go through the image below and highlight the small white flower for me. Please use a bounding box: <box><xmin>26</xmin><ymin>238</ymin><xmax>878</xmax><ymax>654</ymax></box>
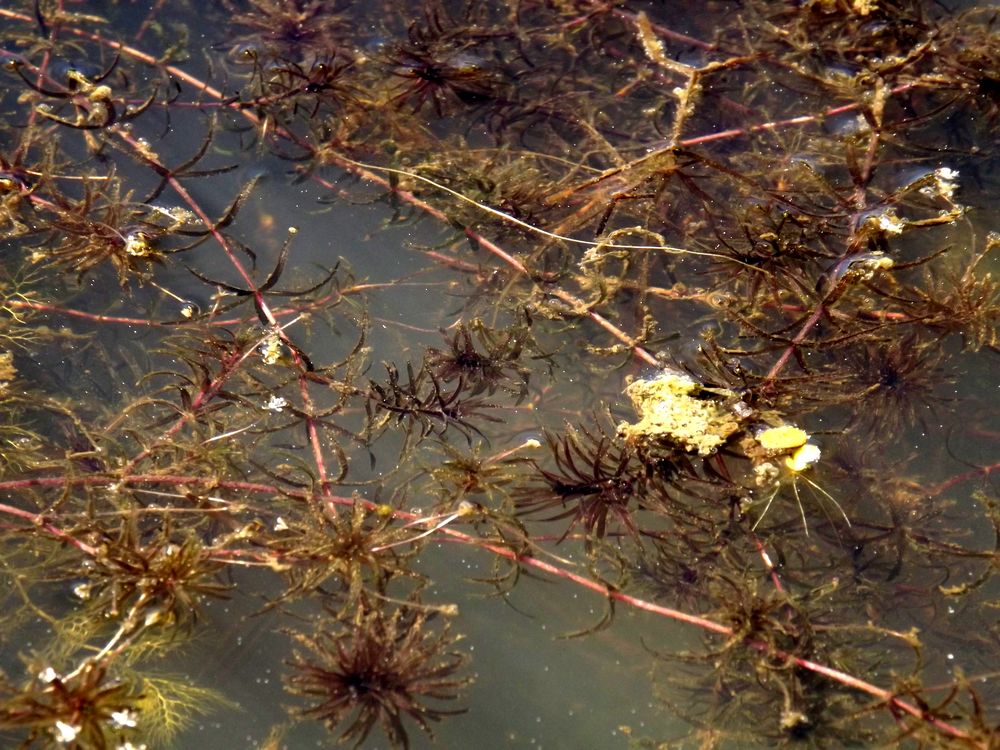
<box><xmin>935</xmin><ymin>168</ymin><xmax>959</xmax><ymax>200</ymax></box>
<box><xmin>921</xmin><ymin>167</ymin><xmax>959</xmax><ymax>201</ymax></box>
<box><xmin>166</xmin><ymin>206</ymin><xmax>195</xmax><ymax>224</ymax></box>
<box><xmin>39</xmin><ymin>667</ymin><xmax>59</xmax><ymax>683</ymax></box>
<box><xmin>72</xmin><ymin>581</ymin><xmax>93</xmax><ymax>600</ymax></box>
<box><xmin>274</xmin><ymin>516</ymin><xmax>289</xmax><ymax>531</ymax></box>
<box><xmin>53</xmin><ymin>720</ymin><xmax>81</xmax><ymax>743</ymax></box>
<box><xmin>785</xmin><ymin>442</ymin><xmax>822</xmax><ymax>473</ymax></box>
<box><xmin>264</xmin><ymin>395</ymin><xmax>288</xmax><ymax>412</ymax></box>
<box><xmin>111</xmin><ymin>709</ymin><xmax>138</xmax><ymax>729</ymax></box>
<box><xmin>123</xmin><ymin>231</ymin><xmax>152</xmax><ymax>257</ymax></box>
<box><xmin>259</xmin><ymin>334</ymin><xmax>283</xmax><ymax>365</ymax></box>
<box><xmin>876</xmin><ymin>211</ymin><xmax>905</xmax><ymax>235</ymax></box>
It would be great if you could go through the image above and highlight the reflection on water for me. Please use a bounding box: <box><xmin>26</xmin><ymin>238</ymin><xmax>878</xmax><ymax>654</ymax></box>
<box><xmin>0</xmin><ymin>1</ymin><xmax>997</xmax><ymax>748</ymax></box>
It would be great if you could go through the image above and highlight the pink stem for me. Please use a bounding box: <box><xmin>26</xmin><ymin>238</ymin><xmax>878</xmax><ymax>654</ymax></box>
<box><xmin>0</xmin><ymin>10</ymin><xmax>983</xmax><ymax>744</ymax></box>
<box><xmin>0</xmin><ymin>474</ymin><xmax>982</xmax><ymax>744</ymax></box>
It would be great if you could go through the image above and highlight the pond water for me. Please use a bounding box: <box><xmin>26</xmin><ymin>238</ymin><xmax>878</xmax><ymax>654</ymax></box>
<box><xmin>0</xmin><ymin>1</ymin><xmax>997</xmax><ymax>748</ymax></box>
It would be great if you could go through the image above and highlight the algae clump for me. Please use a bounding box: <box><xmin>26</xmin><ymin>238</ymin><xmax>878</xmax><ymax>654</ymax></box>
<box><xmin>617</xmin><ymin>369</ymin><xmax>742</xmax><ymax>457</ymax></box>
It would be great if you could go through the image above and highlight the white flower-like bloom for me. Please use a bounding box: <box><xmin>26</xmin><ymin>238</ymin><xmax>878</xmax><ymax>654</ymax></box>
<box><xmin>935</xmin><ymin>167</ymin><xmax>959</xmax><ymax>200</ymax></box>
<box><xmin>53</xmin><ymin>720</ymin><xmax>81</xmax><ymax>743</ymax></box>
<box><xmin>72</xmin><ymin>581</ymin><xmax>93</xmax><ymax>600</ymax></box>
<box><xmin>117</xmin><ymin>743</ymin><xmax>148</xmax><ymax>750</ymax></box>
<box><xmin>785</xmin><ymin>442</ymin><xmax>822</xmax><ymax>472</ymax></box>
<box><xmin>921</xmin><ymin>167</ymin><xmax>959</xmax><ymax>201</ymax></box>
<box><xmin>39</xmin><ymin>667</ymin><xmax>59</xmax><ymax>683</ymax></box>
<box><xmin>877</xmin><ymin>211</ymin><xmax>905</xmax><ymax>235</ymax></box>
<box><xmin>161</xmin><ymin>205</ymin><xmax>195</xmax><ymax>224</ymax></box>
<box><xmin>274</xmin><ymin>516</ymin><xmax>289</xmax><ymax>531</ymax></box>
<box><xmin>264</xmin><ymin>395</ymin><xmax>288</xmax><ymax>412</ymax></box>
<box><xmin>123</xmin><ymin>231</ymin><xmax>152</xmax><ymax>257</ymax></box>
<box><xmin>259</xmin><ymin>334</ymin><xmax>283</xmax><ymax>365</ymax></box>
<box><xmin>111</xmin><ymin>709</ymin><xmax>138</xmax><ymax>729</ymax></box>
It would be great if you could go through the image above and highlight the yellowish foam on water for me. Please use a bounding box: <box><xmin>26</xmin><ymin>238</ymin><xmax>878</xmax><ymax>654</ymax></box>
<box><xmin>617</xmin><ymin>369</ymin><xmax>741</xmax><ymax>456</ymax></box>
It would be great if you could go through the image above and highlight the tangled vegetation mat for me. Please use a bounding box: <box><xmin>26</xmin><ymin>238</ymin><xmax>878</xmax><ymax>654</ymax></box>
<box><xmin>0</xmin><ymin>1</ymin><xmax>997</xmax><ymax>747</ymax></box>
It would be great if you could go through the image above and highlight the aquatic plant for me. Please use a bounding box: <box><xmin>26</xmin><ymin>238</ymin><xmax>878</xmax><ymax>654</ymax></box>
<box><xmin>285</xmin><ymin>599</ymin><xmax>470</xmax><ymax>749</ymax></box>
<box><xmin>0</xmin><ymin>0</ymin><xmax>996</xmax><ymax>747</ymax></box>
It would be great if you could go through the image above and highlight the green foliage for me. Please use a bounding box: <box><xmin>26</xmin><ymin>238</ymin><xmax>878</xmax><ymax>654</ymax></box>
<box><xmin>133</xmin><ymin>675</ymin><xmax>233</xmax><ymax>747</ymax></box>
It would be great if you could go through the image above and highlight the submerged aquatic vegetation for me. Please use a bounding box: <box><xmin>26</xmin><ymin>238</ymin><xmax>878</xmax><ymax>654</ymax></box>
<box><xmin>0</xmin><ymin>660</ymin><xmax>142</xmax><ymax>749</ymax></box>
<box><xmin>285</xmin><ymin>600</ymin><xmax>470</xmax><ymax>749</ymax></box>
<box><xmin>424</xmin><ymin>317</ymin><xmax>533</xmax><ymax>400</ymax></box>
<box><xmin>516</xmin><ymin>422</ymin><xmax>665</xmax><ymax>542</ymax></box>
<box><xmin>0</xmin><ymin>0</ymin><xmax>996</xmax><ymax>747</ymax></box>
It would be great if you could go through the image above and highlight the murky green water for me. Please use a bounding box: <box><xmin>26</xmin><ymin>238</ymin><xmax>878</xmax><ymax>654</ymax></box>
<box><xmin>0</xmin><ymin>1</ymin><xmax>997</xmax><ymax>748</ymax></box>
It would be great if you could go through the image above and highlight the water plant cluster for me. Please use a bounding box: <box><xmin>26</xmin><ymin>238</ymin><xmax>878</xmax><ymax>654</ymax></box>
<box><xmin>0</xmin><ymin>0</ymin><xmax>997</xmax><ymax>747</ymax></box>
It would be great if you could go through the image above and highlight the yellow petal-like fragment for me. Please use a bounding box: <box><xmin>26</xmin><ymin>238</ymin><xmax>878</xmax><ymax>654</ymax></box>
<box><xmin>756</xmin><ymin>425</ymin><xmax>809</xmax><ymax>451</ymax></box>
<box><xmin>785</xmin><ymin>443</ymin><xmax>822</xmax><ymax>472</ymax></box>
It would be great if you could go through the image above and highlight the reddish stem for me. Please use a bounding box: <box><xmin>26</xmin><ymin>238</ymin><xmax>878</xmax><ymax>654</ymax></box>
<box><xmin>0</xmin><ymin>475</ymin><xmax>980</xmax><ymax>746</ymax></box>
<box><xmin>0</xmin><ymin>501</ymin><xmax>97</xmax><ymax>555</ymax></box>
<box><xmin>112</xmin><ymin>124</ymin><xmax>335</xmax><ymax>498</ymax></box>
<box><xmin>0</xmin><ymin>10</ymin><xmax>984</xmax><ymax>744</ymax></box>
<box><xmin>925</xmin><ymin>462</ymin><xmax>1000</xmax><ymax>498</ymax></box>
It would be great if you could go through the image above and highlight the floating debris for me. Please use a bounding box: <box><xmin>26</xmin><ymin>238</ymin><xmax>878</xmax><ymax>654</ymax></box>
<box><xmin>617</xmin><ymin>369</ymin><xmax>744</xmax><ymax>456</ymax></box>
<box><xmin>754</xmin><ymin>424</ymin><xmax>809</xmax><ymax>451</ymax></box>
